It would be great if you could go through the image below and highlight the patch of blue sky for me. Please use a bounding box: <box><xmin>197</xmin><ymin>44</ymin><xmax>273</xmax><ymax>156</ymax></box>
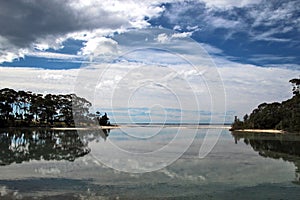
<box><xmin>0</xmin><ymin>56</ymin><xmax>82</xmax><ymax>70</ymax></box>
<box><xmin>149</xmin><ymin>1</ymin><xmax>300</xmax><ymax>68</ymax></box>
<box><xmin>0</xmin><ymin>38</ymin><xmax>86</xmax><ymax>69</ymax></box>
<box><xmin>45</xmin><ymin>38</ymin><xmax>84</xmax><ymax>55</ymax></box>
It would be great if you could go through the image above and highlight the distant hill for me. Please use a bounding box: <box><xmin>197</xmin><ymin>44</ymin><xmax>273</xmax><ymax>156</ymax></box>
<box><xmin>231</xmin><ymin>78</ymin><xmax>300</xmax><ymax>132</ymax></box>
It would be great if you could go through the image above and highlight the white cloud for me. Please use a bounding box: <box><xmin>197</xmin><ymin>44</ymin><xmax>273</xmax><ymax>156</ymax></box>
<box><xmin>156</xmin><ymin>33</ymin><xmax>170</xmax><ymax>43</ymax></box>
<box><xmin>207</xmin><ymin>17</ymin><xmax>240</xmax><ymax>29</ymax></box>
<box><xmin>1</xmin><ymin>0</ymin><xmax>298</xmax><ymax>63</ymax></box>
<box><xmin>34</xmin><ymin>36</ymin><xmax>66</xmax><ymax>51</ymax></box>
<box><xmin>38</xmin><ymin>73</ymin><xmax>64</xmax><ymax>80</ymax></box>
<box><xmin>0</xmin><ymin>67</ymin><xmax>78</xmax><ymax>94</ymax></box>
<box><xmin>200</xmin><ymin>0</ymin><xmax>263</xmax><ymax>9</ymax></box>
<box><xmin>251</xmin><ymin>1</ymin><xmax>298</xmax><ymax>28</ymax></box>
<box><xmin>248</xmin><ymin>0</ymin><xmax>300</xmax><ymax>42</ymax></box>
<box><xmin>250</xmin><ymin>27</ymin><xmax>292</xmax><ymax>42</ymax></box>
<box><xmin>79</xmin><ymin>37</ymin><xmax>119</xmax><ymax>62</ymax></box>
<box><xmin>173</xmin><ymin>25</ymin><xmax>182</xmax><ymax>31</ymax></box>
<box><xmin>264</xmin><ymin>64</ymin><xmax>300</xmax><ymax>71</ymax></box>
<box><xmin>171</xmin><ymin>32</ymin><xmax>193</xmax><ymax>38</ymax></box>
<box><xmin>186</xmin><ymin>25</ymin><xmax>199</xmax><ymax>31</ymax></box>
<box><xmin>153</xmin><ymin>30</ymin><xmax>195</xmax><ymax>47</ymax></box>
<box><xmin>215</xmin><ymin>60</ymin><xmax>298</xmax><ymax>117</ymax></box>
<box><xmin>27</xmin><ymin>51</ymin><xmax>80</xmax><ymax>60</ymax></box>
<box><xmin>0</xmin><ymin>0</ymin><xmax>166</xmax><ymax>63</ymax></box>
<box><xmin>199</xmin><ymin>43</ymin><xmax>223</xmax><ymax>54</ymax></box>
<box><xmin>159</xmin><ymin>0</ymin><xmax>299</xmax><ymax>45</ymax></box>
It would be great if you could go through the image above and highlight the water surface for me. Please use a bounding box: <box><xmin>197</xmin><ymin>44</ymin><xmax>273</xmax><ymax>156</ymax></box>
<box><xmin>0</xmin><ymin>126</ymin><xmax>300</xmax><ymax>199</ymax></box>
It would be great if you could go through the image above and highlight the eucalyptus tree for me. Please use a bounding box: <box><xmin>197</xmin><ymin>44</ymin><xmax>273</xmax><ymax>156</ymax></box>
<box><xmin>0</xmin><ymin>88</ymin><xmax>16</xmax><ymax>120</ymax></box>
<box><xmin>72</xmin><ymin>94</ymin><xmax>92</xmax><ymax>123</ymax></box>
<box><xmin>30</xmin><ymin>93</ymin><xmax>43</xmax><ymax>122</ymax></box>
<box><xmin>0</xmin><ymin>88</ymin><xmax>109</xmax><ymax>128</ymax></box>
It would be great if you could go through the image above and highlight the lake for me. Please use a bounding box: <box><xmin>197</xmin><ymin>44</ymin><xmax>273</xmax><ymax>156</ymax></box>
<box><xmin>0</xmin><ymin>126</ymin><xmax>300</xmax><ymax>199</ymax></box>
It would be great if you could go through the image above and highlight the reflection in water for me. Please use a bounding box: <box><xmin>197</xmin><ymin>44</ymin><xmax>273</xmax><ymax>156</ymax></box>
<box><xmin>232</xmin><ymin>132</ymin><xmax>300</xmax><ymax>184</ymax></box>
<box><xmin>0</xmin><ymin>128</ymin><xmax>300</xmax><ymax>199</ymax></box>
<box><xmin>0</xmin><ymin>129</ymin><xmax>111</xmax><ymax>166</ymax></box>
<box><xmin>79</xmin><ymin>128</ymin><xmax>110</xmax><ymax>143</ymax></box>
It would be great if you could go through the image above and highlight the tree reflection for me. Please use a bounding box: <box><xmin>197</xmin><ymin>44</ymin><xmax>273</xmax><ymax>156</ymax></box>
<box><xmin>232</xmin><ymin>131</ymin><xmax>300</xmax><ymax>184</ymax></box>
<box><xmin>0</xmin><ymin>129</ymin><xmax>94</xmax><ymax>166</ymax></box>
<box><xmin>79</xmin><ymin>129</ymin><xmax>110</xmax><ymax>143</ymax></box>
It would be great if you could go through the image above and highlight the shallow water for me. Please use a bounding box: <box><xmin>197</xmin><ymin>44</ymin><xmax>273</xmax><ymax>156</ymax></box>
<box><xmin>0</xmin><ymin>126</ymin><xmax>300</xmax><ymax>199</ymax></box>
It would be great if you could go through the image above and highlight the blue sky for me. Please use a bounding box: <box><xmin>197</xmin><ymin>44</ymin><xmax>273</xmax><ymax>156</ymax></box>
<box><xmin>0</xmin><ymin>0</ymin><xmax>299</xmax><ymax>123</ymax></box>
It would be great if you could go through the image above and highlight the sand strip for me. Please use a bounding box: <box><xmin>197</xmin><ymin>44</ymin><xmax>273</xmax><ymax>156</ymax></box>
<box><xmin>233</xmin><ymin>129</ymin><xmax>285</xmax><ymax>134</ymax></box>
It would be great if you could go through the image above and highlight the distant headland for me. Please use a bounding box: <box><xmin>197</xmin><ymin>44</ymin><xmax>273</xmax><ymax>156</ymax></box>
<box><xmin>231</xmin><ymin>78</ymin><xmax>300</xmax><ymax>133</ymax></box>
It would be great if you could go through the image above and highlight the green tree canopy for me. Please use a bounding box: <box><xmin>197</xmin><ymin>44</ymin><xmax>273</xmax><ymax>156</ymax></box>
<box><xmin>231</xmin><ymin>77</ymin><xmax>300</xmax><ymax>132</ymax></box>
<box><xmin>0</xmin><ymin>88</ymin><xmax>110</xmax><ymax>128</ymax></box>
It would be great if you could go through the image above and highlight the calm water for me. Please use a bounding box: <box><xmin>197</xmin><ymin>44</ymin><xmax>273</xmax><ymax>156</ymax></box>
<box><xmin>0</xmin><ymin>126</ymin><xmax>300</xmax><ymax>199</ymax></box>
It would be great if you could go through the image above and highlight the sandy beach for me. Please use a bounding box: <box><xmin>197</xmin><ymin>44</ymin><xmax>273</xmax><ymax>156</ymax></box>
<box><xmin>232</xmin><ymin>129</ymin><xmax>285</xmax><ymax>134</ymax></box>
<box><xmin>50</xmin><ymin>125</ymin><xmax>120</xmax><ymax>131</ymax></box>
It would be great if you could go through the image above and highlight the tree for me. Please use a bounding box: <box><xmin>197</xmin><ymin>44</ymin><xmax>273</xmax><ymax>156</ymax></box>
<box><xmin>98</xmin><ymin>112</ymin><xmax>110</xmax><ymax>126</ymax></box>
<box><xmin>231</xmin><ymin>78</ymin><xmax>300</xmax><ymax>132</ymax></box>
<box><xmin>72</xmin><ymin>94</ymin><xmax>92</xmax><ymax>124</ymax></box>
<box><xmin>0</xmin><ymin>88</ymin><xmax>108</xmax><ymax>128</ymax></box>
<box><xmin>290</xmin><ymin>78</ymin><xmax>300</xmax><ymax>96</ymax></box>
<box><xmin>30</xmin><ymin>93</ymin><xmax>44</xmax><ymax>122</ymax></box>
<box><xmin>0</xmin><ymin>88</ymin><xmax>15</xmax><ymax>121</ymax></box>
<box><xmin>243</xmin><ymin>114</ymin><xmax>249</xmax><ymax>122</ymax></box>
<box><xmin>58</xmin><ymin>94</ymin><xmax>74</xmax><ymax>126</ymax></box>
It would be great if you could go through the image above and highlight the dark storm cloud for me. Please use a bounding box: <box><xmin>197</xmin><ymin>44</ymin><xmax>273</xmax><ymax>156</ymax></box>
<box><xmin>0</xmin><ymin>0</ymin><xmax>128</xmax><ymax>48</ymax></box>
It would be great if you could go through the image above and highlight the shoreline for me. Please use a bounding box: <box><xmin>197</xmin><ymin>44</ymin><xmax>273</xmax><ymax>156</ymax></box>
<box><xmin>232</xmin><ymin>129</ymin><xmax>285</xmax><ymax>134</ymax></box>
<box><xmin>0</xmin><ymin>125</ymin><xmax>120</xmax><ymax>131</ymax></box>
<box><xmin>51</xmin><ymin>125</ymin><xmax>120</xmax><ymax>131</ymax></box>
<box><xmin>0</xmin><ymin>124</ymin><xmax>232</xmax><ymax>130</ymax></box>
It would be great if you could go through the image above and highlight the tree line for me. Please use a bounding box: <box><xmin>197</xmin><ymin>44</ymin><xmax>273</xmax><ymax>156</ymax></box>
<box><xmin>231</xmin><ymin>78</ymin><xmax>300</xmax><ymax>132</ymax></box>
<box><xmin>0</xmin><ymin>88</ymin><xmax>110</xmax><ymax>127</ymax></box>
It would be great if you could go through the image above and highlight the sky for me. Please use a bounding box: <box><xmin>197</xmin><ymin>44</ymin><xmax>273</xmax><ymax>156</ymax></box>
<box><xmin>0</xmin><ymin>0</ymin><xmax>299</xmax><ymax>124</ymax></box>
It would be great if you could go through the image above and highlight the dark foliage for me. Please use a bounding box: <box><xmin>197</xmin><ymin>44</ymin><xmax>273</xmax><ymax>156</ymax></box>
<box><xmin>231</xmin><ymin>78</ymin><xmax>300</xmax><ymax>132</ymax></box>
<box><xmin>0</xmin><ymin>88</ymin><xmax>110</xmax><ymax>127</ymax></box>
<box><xmin>98</xmin><ymin>112</ymin><xmax>110</xmax><ymax>126</ymax></box>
